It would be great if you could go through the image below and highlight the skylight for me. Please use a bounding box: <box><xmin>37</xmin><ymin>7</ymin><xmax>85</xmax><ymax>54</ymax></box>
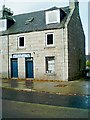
<box><xmin>25</xmin><ymin>17</ymin><xmax>34</xmax><ymax>25</ymax></box>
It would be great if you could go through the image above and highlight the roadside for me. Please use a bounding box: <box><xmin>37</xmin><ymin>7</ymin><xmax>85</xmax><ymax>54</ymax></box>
<box><xmin>0</xmin><ymin>78</ymin><xmax>90</xmax><ymax>95</ymax></box>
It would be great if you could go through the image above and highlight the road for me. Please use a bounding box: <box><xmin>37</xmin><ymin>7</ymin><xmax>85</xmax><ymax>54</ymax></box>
<box><xmin>2</xmin><ymin>88</ymin><xmax>90</xmax><ymax>109</ymax></box>
<box><xmin>1</xmin><ymin>86</ymin><xmax>90</xmax><ymax>119</ymax></box>
<box><xmin>2</xmin><ymin>99</ymin><xmax>89</xmax><ymax>118</ymax></box>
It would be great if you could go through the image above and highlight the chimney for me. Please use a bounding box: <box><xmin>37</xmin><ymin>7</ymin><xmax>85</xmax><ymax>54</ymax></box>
<box><xmin>69</xmin><ymin>0</ymin><xmax>79</xmax><ymax>10</ymax></box>
<box><xmin>2</xmin><ymin>5</ymin><xmax>15</xmax><ymax>29</ymax></box>
<box><xmin>2</xmin><ymin>5</ymin><xmax>13</xmax><ymax>18</ymax></box>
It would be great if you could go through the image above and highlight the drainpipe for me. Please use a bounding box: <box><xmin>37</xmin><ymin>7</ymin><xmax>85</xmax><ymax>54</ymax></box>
<box><xmin>7</xmin><ymin>34</ymin><xmax>9</xmax><ymax>79</ymax></box>
<box><xmin>62</xmin><ymin>27</ymin><xmax>65</xmax><ymax>81</ymax></box>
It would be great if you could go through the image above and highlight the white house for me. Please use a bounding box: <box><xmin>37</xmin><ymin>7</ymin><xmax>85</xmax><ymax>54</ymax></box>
<box><xmin>0</xmin><ymin>0</ymin><xmax>86</xmax><ymax>81</ymax></box>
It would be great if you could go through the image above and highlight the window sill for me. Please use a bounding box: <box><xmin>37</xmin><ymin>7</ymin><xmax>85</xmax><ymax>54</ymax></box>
<box><xmin>44</xmin><ymin>46</ymin><xmax>56</xmax><ymax>49</ymax></box>
<box><xmin>45</xmin><ymin>73</ymin><xmax>56</xmax><ymax>76</ymax></box>
<box><xmin>17</xmin><ymin>47</ymin><xmax>26</xmax><ymax>50</ymax></box>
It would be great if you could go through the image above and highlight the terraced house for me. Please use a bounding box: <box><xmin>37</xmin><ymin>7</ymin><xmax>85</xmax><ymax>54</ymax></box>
<box><xmin>0</xmin><ymin>0</ymin><xmax>85</xmax><ymax>81</ymax></box>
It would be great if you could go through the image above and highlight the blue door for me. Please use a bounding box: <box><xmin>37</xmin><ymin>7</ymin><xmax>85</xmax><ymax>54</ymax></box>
<box><xmin>11</xmin><ymin>58</ymin><xmax>18</xmax><ymax>78</ymax></box>
<box><xmin>26</xmin><ymin>58</ymin><xmax>34</xmax><ymax>78</ymax></box>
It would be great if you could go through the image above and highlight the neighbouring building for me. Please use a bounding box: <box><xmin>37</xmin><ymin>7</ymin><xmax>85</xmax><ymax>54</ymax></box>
<box><xmin>88</xmin><ymin>2</ymin><xmax>90</xmax><ymax>55</ymax></box>
<box><xmin>0</xmin><ymin>0</ymin><xmax>86</xmax><ymax>81</ymax></box>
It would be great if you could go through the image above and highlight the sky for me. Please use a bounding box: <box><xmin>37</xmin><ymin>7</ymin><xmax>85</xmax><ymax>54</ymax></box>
<box><xmin>0</xmin><ymin>0</ymin><xmax>89</xmax><ymax>55</ymax></box>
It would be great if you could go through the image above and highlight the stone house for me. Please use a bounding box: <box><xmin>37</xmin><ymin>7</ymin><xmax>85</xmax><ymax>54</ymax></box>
<box><xmin>0</xmin><ymin>0</ymin><xmax>85</xmax><ymax>81</ymax></box>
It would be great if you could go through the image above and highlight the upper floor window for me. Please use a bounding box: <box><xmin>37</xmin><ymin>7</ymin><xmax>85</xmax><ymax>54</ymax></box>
<box><xmin>0</xmin><ymin>19</ymin><xmax>7</xmax><ymax>31</ymax></box>
<box><xmin>18</xmin><ymin>36</ymin><xmax>25</xmax><ymax>48</ymax></box>
<box><xmin>45</xmin><ymin>9</ymin><xmax>60</xmax><ymax>24</ymax></box>
<box><xmin>46</xmin><ymin>33</ymin><xmax>54</xmax><ymax>47</ymax></box>
<box><xmin>0</xmin><ymin>10</ymin><xmax>3</xmax><ymax>19</ymax></box>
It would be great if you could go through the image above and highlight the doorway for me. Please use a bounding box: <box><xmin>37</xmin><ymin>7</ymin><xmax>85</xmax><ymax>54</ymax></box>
<box><xmin>11</xmin><ymin>58</ymin><xmax>18</xmax><ymax>78</ymax></box>
<box><xmin>25</xmin><ymin>58</ymin><xmax>34</xmax><ymax>78</ymax></box>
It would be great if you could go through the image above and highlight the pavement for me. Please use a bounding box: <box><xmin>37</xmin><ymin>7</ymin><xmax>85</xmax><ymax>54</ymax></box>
<box><xmin>0</xmin><ymin>77</ymin><xmax>90</xmax><ymax>96</ymax></box>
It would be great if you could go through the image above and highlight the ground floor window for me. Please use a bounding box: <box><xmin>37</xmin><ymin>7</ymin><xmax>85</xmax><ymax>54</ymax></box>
<box><xmin>45</xmin><ymin>56</ymin><xmax>55</xmax><ymax>73</ymax></box>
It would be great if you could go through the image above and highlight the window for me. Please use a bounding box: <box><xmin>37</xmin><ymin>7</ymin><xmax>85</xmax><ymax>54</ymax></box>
<box><xmin>45</xmin><ymin>56</ymin><xmax>55</xmax><ymax>74</ymax></box>
<box><xmin>0</xmin><ymin>19</ymin><xmax>7</xmax><ymax>31</ymax></box>
<box><xmin>46</xmin><ymin>9</ymin><xmax>60</xmax><ymax>24</ymax></box>
<box><xmin>46</xmin><ymin>33</ymin><xmax>54</xmax><ymax>46</ymax></box>
<box><xmin>0</xmin><ymin>10</ymin><xmax>3</xmax><ymax>18</ymax></box>
<box><xmin>18</xmin><ymin>36</ymin><xmax>25</xmax><ymax>48</ymax></box>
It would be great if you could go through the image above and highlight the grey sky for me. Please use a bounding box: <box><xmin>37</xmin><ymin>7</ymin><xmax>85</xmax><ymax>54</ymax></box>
<box><xmin>0</xmin><ymin>0</ymin><xmax>89</xmax><ymax>54</ymax></box>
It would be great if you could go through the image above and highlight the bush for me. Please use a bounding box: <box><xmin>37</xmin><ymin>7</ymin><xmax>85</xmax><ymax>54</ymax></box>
<box><xmin>86</xmin><ymin>60</ymin><xmax>90</xmax><ymax>68</ymax></box>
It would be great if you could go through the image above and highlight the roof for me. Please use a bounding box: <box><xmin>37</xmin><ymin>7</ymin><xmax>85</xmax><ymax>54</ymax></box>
<box><xmin>1</xmin><ymin>6</ymin><xmax>70</xmax><ymax>35</ymax></box>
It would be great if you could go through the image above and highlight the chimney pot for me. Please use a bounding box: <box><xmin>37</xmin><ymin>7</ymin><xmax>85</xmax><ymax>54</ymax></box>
<box><xmin>69</xmin><ymin>0</ymin><xmax>79</xmax><ymax>9</ymax></box>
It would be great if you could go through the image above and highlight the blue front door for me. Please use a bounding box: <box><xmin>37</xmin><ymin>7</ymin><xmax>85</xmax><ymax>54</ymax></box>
<box><xmin>11</xmin><ymin>58</ymin><xmax>18</xmax><ymax>78</ymax></box>
<box><xmin>26</xmin><ymin>58</ymin><xmax>34</xmax><ymax>78</ymax></box>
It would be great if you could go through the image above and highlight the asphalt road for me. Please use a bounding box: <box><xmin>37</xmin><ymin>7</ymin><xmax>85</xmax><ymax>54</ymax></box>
<box><xmin>2</xmin><ymin>99</ymin><xmax>89</xmax><ymax>118</ymax></box>
<box><xmin>2</xmin><ymin>88</ymin><xmax>90</xmax><ymax>109</ymax></box>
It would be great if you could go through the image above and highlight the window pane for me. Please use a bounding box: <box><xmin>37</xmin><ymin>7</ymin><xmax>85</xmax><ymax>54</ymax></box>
<box><xmin>46</xmin><ymin>56</ymin><xmax>55</xmax><ymax>73</ymax></box>
<box><xmin>48</xmin><ymin>60</ymin><xmax>55</xmax><ymax>72</ymax></box>
<box><xmin>47</xmin><ymin>34</ymin><xmax>53</xmax><ymax>45</ymax></box>
<box><xmin>0</xmin><ymin>19</ymin><xmax>7</xmax><ymax>31</ymax></box>
<box><xmin>19</xmin><ymin>37</ymin><xmax>24</xmax><ymax>47</ymax></box>
<box><xmin>0</xmin><ymin>11</ymin><xmax>2</xmax><ymax>18</ymax></box>
<box><xmin>46</xmin><ymin>9</ymin><xmax>60</xmax><ymax>24</ymax></box>
<box><xmin>48</xmin><ymin>11</ymin><xmax>57</xmax><ymax>23</ymax></box>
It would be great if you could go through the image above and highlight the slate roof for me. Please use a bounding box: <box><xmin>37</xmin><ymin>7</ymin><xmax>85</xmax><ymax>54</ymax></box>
<box><xmin>1</xmin><ymin>6</ymin><xmax>70</xmax><ymax>35</ymax></box>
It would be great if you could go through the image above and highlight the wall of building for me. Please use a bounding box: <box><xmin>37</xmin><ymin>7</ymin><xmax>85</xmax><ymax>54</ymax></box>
<box><xmin>0</xmin><ymin>36</ymin><xmax>2</xmax><ymax>78</ymax></box>
<box><xmin>0</xmin><ymin>35</ymin><xmax>8</xmax><ymax>78</ymax></box>
<box><xmin>67</xmin><ymin>6</ymin><xmax>86</xmax><ymax>80</ymax></box>
<box><xmin>8</xmin><ymin>29</ymin><xmax>68</xmax><ymax>81</ymax></box>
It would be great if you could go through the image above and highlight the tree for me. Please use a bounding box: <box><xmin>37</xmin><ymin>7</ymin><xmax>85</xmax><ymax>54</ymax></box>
<box><xmin>86</xmin><ymin>60</ymin><xmax>90</xmax><ymax>68</ymax></box>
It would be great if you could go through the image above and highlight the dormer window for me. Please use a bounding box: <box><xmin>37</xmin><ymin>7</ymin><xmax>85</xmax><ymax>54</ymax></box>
<box><xmin>0</xmin><ymin>19</ymin><xmax>7</xmax><ymax>31</ymax></box>
<box><xmin>0</xmin><ymin>10</ymin><xmax>3</xmax><ymax>18</ymax></box>
<box><xmin>45</xmin><ymin>9</ymin><xmax>60</xmax><ymax>24</ymax></box>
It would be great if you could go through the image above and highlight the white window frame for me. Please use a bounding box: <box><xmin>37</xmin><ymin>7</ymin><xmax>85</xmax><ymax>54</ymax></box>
<box><xmin>0</xmin><ymin>19</ymin><xmax>7</xmax><ymax>31</ymax></box>
<box><xmin>0</xmin><ymin>10</ymin><xmax>3</xmax><ymax>18</ymax></box>
<box><xmin>46</xmin><ymin>9</ymin><xmax>60</xmax><ymax>24</ymax></box>
<box><xmin>18</xmin><ymin>36</ymin><xmax>25</xmax><ymax>48</ymax></box>
<box><xmin>46</xmin><ymin>33</ymin><xmax>54</xmax><ymax>47</ymax></box>
<box><xmin>45</xmin><ymin>56</ymin><xmax>55</xmax><ymax>74</ymax></box>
